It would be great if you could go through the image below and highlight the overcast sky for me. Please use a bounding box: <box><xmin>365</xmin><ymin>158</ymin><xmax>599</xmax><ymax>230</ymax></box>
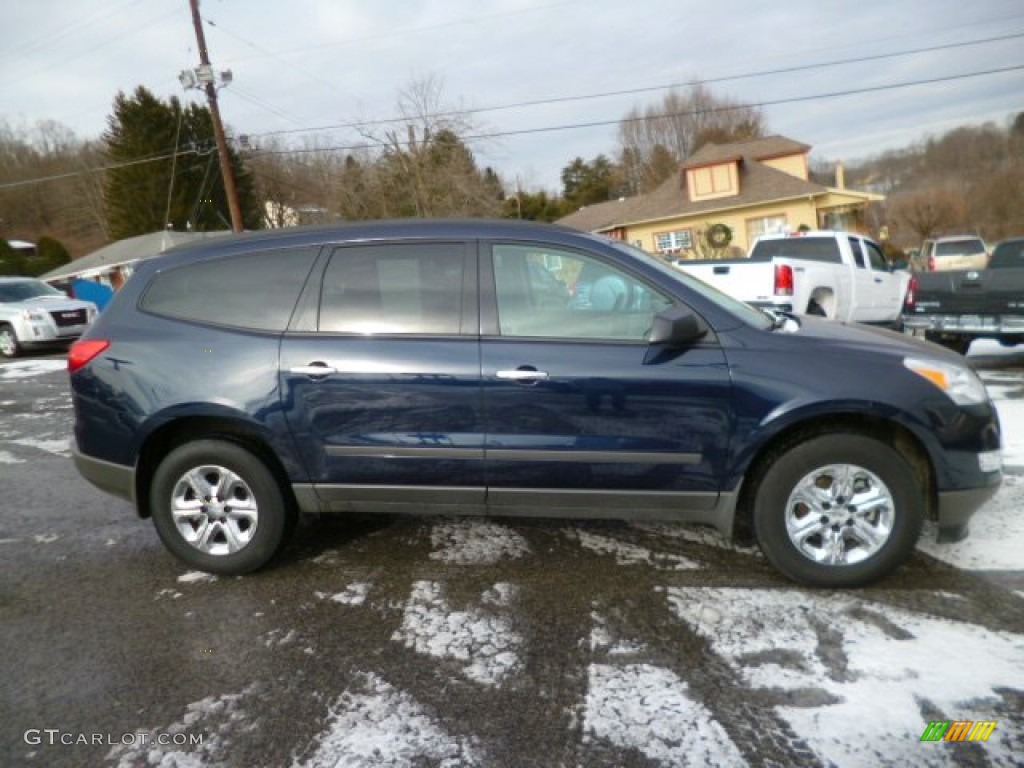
<box><xmin>2</xmin><ymin>0</ymin><xmax>1022</xmax><ymax>192</ymax></box>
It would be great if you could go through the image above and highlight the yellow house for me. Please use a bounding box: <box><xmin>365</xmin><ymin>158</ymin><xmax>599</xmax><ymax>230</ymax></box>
<box><xmin>558</xmin><ymin>136</ymin><xmax>883</xmax><ymax>258</ymax></box>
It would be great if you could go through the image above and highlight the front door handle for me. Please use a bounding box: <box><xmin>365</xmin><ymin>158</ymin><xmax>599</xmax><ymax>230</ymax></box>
<box><xmin>496</xmin><ymin>368</ymin><xmax>549</xmax><ymax>382</ymax></box>
<box><xmin>290</xmin><ymin>362</ymin><xmax>338</xmax><ymax>378</ymax></box>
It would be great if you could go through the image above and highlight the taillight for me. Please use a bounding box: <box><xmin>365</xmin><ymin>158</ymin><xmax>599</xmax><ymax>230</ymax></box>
<box><xmin>774</xmin><ymin>264</ymin><xmax>794</xmax><ymax>296</ymax></box>
<box><xmin>927</xmin><ymin>255</ymin><xmax>935</xmax><ymax>271</ymax></box>
<box><xmin>904</xmin><ymin>275</ymin><xmax>917</xmax><ymax>310</ymax></box>
<box><xmin>68</xmin><ymin>339</ymin><xmax>110</xmax><ymax>373</ymax></box>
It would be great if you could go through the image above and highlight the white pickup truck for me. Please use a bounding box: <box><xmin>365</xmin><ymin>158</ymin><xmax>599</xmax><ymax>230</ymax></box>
<box><xmin>674</xmin><ymin>231</ymin><xmax>911</xmax><ymax>326</ymax></box>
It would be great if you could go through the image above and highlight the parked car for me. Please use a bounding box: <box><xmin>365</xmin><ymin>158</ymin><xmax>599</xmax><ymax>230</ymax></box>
<box><xmin>918</xmin><ymin>235</ymin><xmax>988</xmax><ymax>272</ymax></box>
<box><xmin>903</xmin><ymin>236</ymin><xmax>1024</xmax><ymax>354</ymax></box>
<box><xmin>0</xmin><ymin>277</ymin><xmax>97</xmax><ymax>358</ymax></box>
<box><xmin>68</xmin><ymin>220</ymin><xmax>1002</xmax><ymax>587</ymax></box>
<box><xmin>674</xmin><ymin>231</ymin><xmax>909</xmax><ymax>326</ymax></box>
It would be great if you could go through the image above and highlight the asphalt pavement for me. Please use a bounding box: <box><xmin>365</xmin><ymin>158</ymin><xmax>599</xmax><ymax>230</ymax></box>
<box><xmin>2</xmin><ymin>350</ymin><xmax>1022</xmax><ymax>767</ymax></box>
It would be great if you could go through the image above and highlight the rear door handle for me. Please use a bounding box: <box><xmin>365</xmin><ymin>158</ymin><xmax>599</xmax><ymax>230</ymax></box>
<box><xmin>496</xmin><ymin>369</ymin><xmax>549</xmax><ymax>382</ymax></box>
<box><xmin>290</xmin><ymin>362</ymin><xmax>338</xmax><ymax>378</ymax></box>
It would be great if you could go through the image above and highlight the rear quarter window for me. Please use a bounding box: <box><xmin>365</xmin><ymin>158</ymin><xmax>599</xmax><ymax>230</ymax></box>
<box><xmin>140</xmin><ymin>247</ymin><xmax>319</xmax><ymax>331</ymax></box>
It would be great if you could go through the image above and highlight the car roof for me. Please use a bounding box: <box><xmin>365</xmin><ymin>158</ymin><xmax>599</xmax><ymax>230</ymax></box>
<box><xmin>0</xmin><ymin>277</ymin><xmax>41</xmax><ymax>283</ymax></box>
<box><xmin>136</xmin><ymin>219</ymin><xmax>613</xmax><ymax>272</ymax></box>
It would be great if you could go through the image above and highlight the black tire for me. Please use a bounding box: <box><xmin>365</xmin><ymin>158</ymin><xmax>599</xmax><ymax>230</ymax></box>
<box><xmin>806</xmin><ymin>299</ymin><xmax>827</xmax><ymax>318</ymax></box>
<box><xmin>0</xmin><ymin>324</ymin><xmax>21</xmax><ymax>358</ymax></box>
<box><xmin>924</xmin><ymin>332</ymin><xmax>971</xmax><ymax>356</ymax></box>
<box><xmin>150</xmin><ymin>439</ymin><xmax>292</xmax><ymax>575</ymax></box>
<box><xmin>752</xmin><ymin>434</ymin><xmax>923</xmax><ymax>587</ymax></box>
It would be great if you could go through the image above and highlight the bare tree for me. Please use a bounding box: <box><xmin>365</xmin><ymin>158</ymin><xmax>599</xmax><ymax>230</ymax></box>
<box><xmin>357</xmin><ymin>75</ymin><xmax>502</xmax><ymax>218</ymax></box>
<box><xmin>889</xmin><ymin>186</ymin><xmax>967</xmax><ymax>241</ymax></box>
<box><xmin>617</xmin><ymin>83</ymin><xmax>765</xmax><ymax>193</ymax></box>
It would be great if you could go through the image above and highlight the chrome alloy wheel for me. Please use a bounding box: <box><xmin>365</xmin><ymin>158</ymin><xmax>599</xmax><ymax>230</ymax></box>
<box><xmin>170</xmin><ymin>464</ymin><xmax>259</xmax><ymax>555</ymax></box>
<box><xmin>784</xmin><ymin>463</ymin><xmax>895</xmax><ymax>566</ymax></box>
<box><xmin>0</xmin><ymin>327</ymin><xmax>18</xmax><ymax>357</ymax></box>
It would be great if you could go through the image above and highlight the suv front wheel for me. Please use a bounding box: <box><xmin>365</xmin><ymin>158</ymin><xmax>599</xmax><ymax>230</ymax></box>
<box><xmin>753</xmin><ymin>434</ymin><xmax>924</xmax><ymax>587</ymax></box>
<box><xmin>0</xmin><ymin>324</ymin><xmax>22</xmax><ymax>358</ymax></box>
<box><xmin>150</xmin><ymin>439</ymin><xmax>292</xmax><ymax>575</ymax></box>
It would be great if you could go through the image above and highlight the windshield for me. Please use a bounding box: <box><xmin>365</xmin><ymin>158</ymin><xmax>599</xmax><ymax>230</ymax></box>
<box><xmin>605</xmin><ymin>239</ymin><xmax>774</xmax><ymax>330</ymax></box>
<box><xmin>0</xmin><ymin>280</ymin><xmax>65</xmax><ymax>303</ymax></box>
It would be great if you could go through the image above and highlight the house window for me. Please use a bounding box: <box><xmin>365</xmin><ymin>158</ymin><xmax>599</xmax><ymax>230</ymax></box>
<box><xmin>747</xmin><ymin>215</ymin><xmax>788</xmax><ymax>241</ymax></box>
<box><xmin>654</xmin><ymin>230</ymin><xmax>693</xmax><ymax>255</ymax></box>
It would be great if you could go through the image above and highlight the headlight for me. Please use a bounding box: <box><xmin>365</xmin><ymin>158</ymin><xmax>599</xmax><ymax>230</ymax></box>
<box><xmin>21</xmin><ymin>308</ymin><xmax>47</xmax><ymax>322</ymax></box>
<box><xmin>903</xmin><ymin>357</ymin><xmax>989</xmax><ymax>405</ymax></box>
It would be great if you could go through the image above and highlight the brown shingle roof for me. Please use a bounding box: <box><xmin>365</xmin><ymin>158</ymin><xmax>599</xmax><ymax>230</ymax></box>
<box><xmin>559</xmin><ymin>136</ymin><xmax>824</xmax><ymax>233</ymax></box>
<box><xmin>684</xmin><ymin>135</ymin><xmax>810</xmax><ymax>168</ymax></box>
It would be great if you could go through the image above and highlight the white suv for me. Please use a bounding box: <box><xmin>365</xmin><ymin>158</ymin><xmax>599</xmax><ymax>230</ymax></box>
<box><xmin>919</xmin><ymin>235</ymin><xmax>988</xmax><ymax>272</ymax></box>
<box><xmin>0</xmin><ymin>277</ymin><xmax>97</xmax><ymax>358</ymax></box>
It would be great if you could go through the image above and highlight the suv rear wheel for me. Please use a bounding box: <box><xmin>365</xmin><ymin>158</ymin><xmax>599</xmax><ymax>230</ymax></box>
<box><xmin>752</xmin><ymin>434</ymin><xmax>923</xmax><ymax>587</ymax></box>
<box><xmin>150</xmin><ymin>439</ymin><xmax>292</xmax><ymax>575</ymax></box>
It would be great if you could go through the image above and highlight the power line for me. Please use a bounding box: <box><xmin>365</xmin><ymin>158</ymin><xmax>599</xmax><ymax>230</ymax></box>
<box><xmin>2</xmin><ymin>61</ymin><xmax>1020</xmax><ymax>192</ymax></box>
<box><xmin>248</xmin><ymin>64</ymin><xmax>1024</xmax><ymax>157</ymax></box>
<box><xmin>247</xmin><ymin>31</ymin><xmax>1024</xmax><ymax>140</ymax></box>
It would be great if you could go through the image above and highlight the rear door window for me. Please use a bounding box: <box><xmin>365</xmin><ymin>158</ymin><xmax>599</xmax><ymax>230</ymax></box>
<box><xmin>319</xmin><ymin>242</ymin><xmax>470</xmax><ymax>335</ymax></box>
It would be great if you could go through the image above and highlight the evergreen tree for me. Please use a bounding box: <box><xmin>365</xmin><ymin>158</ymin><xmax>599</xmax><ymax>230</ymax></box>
<box><xmin>103</xmin><ymin>86</ymin><xmax>259</xmax><ymax>239</ymax></box>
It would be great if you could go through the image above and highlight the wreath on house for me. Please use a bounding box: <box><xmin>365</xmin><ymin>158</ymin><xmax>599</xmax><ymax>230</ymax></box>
<box><xmin>706</xmin><ymin>223</ymin><xmax>732</xmax><ymax>249</ymax></box>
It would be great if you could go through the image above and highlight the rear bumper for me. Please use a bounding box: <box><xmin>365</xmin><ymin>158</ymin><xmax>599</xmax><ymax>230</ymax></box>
<box><xmin>72</xmin><ymin>446</ymin><xmax>136</xmax><ymax>505</ymax></box>
<box><xmin>904</xmin><ymin>314</ymin><xmax>1024</xmax><ymax>335</ymax></box>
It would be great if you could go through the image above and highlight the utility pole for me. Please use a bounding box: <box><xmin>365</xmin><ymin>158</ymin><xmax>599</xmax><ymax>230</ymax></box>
<box><xmin>185</xmin><ymin>0</ymin><xmax>243</xmax><ymax>232</ymax></box>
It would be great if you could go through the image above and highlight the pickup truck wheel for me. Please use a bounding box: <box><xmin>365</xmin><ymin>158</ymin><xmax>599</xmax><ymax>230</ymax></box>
<box><xmin>0</xmin><ymin>324</ymin><xmax>21</xmax><ymax>358</ymax></box>
<box><xmin>150</xmin><ymin>439</ymin><xmax>292</xmax><ymax>575</ymax></box>
<box><xmin>806</xmin><ymin>300</ymin><xmax>827</xmax><ymax>317</ymax></box>
<box><xmin>753</xmin><ymin>434</ymin><xmax>923</xmax><ymax>587</ymax></box>
<box><xmin>925</xmin><ymin>332</ymin><xmax>971</xmax><ymax>356</ymax></box>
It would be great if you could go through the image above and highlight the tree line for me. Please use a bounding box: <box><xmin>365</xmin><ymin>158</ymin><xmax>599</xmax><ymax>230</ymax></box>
<box><xmin>1</xmin><ymin>75</ymin><xmax>1022</xmax><ymax>266</ymax></box>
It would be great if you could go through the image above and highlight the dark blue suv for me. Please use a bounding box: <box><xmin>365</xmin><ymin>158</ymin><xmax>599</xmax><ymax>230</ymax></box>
<box><xmin>68</xmin><ymin>220</ymin><xmax>1002</xmax><ymax>586</ymax></box>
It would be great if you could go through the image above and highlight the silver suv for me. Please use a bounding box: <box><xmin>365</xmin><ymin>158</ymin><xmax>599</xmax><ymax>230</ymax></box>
<box><xmin>0</xmin><ymin>277</ymin><xmax>97</xmax><ymax>358</ymax></box>
<box><xmin>919</xmin><ymin>235</ymin><xmax>988</xmax><ymax>272</ymax></box>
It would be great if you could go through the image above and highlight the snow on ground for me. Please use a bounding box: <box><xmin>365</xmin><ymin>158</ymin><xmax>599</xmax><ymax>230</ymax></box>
<box><xmin>9</xmin><ymin>436</ymin><xmax>70</xmax><ymax>456</ymax></box>
<box><xmin>583</xmin><ymin>663</ymin><xmax>746</xmax><ymax>766</ymax></box>
<box><xmin>106</xmin><ymin>686</ymin><xmax>260</xmax><ymax>768</ymax></box>
<box><xmin>315</xmin><ymin>582</ymin><xmax>372</xmax><ymax>607</ymax></box>
<box><xmin>428</xmin><ymin>520</ymin><xmax>530</xmax><ymax>565</ymax></box>
<box><xmin>391</xmin><ymin>580</ymin><xmax>522</xmax><ymax>686</ymax></box>
<box><xmin>573</xmin><ymin>529</ymin><xmax>701</xmax><ymax>570</ymax></box>
<box><xmin>298</xmin><ymin>672</ymin><xmax>482</xmax><ymax>768</ymax></box>
<box><xmin>666</xmin><ymin>588</ymin><xmax>1024</xmax><ymax>767</ymax></box>
<box><xmin>0</xmin><ymin>359</ymin><xmax>66</xmax><ymax>380</ymax></box>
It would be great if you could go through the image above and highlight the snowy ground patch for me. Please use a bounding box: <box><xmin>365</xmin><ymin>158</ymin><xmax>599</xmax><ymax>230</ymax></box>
<box><xmin>0</xmin><ymin>359</ymin><xmax>67</xmax><ymax>380</ymax></box>
<box><xmin>315</xmin><ymin>582</ymin><xmax>371</xmax><ymax>606</ymax></box>
<box><xmin>0</xmin><ymin>449</ymin><xmax>24</xmax><ymax>464</ymax></box>
<box><xmin>391</xmin><ymin>580</ymin><xmax>522</xmax><ymax>686</ymax></box>
<box><xmin>573</xmin><ymin>529</ymin><xmax>701</xmax><ymax>570</ymax></box>
<box><xmin>665</xmin><ymin>587</ymin><xmax>1024</xmax><ymax>767</ymax></box>
<box><xmin>107</xmin><ymin>686</ymin><xmax>260</xmax><ymax>768</ymax></box>
<box><xmin>428</xmin><ymin>519</ymin><xmax>530</xmax><ymax>565</ymax></box>
<box><xmin>583</xmin><ymin>663</ymin><xmax>745</xmax><ymax>765</ymax></box>
<box><xmin>298</xmin><ymin>672</ymin><xmax>482</xmax><ymax>767</ymax></box>
<box><xmin>10</xmin><ymin>436</ymin><xmax>70</xmax><ymax>456</ymax></box>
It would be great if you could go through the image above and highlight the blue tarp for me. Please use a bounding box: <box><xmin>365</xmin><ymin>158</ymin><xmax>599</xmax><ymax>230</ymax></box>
<box><xmin>71</xmin><ymin>279</ymin><xmax>114</xmax><ymax>311</ymax></box>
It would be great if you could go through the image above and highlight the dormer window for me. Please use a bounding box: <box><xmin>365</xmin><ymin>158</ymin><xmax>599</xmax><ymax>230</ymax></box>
<box><xmin>686</xmin><ymin>161</ymin><xmax>739</xmax><ymax>202</ymax></box>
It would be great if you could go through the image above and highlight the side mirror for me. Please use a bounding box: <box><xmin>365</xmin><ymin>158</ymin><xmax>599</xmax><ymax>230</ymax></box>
<box><xmin>647</xmin><ymin>306</ymin><xmax>708</xmax><ymax>347</ymax></box>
